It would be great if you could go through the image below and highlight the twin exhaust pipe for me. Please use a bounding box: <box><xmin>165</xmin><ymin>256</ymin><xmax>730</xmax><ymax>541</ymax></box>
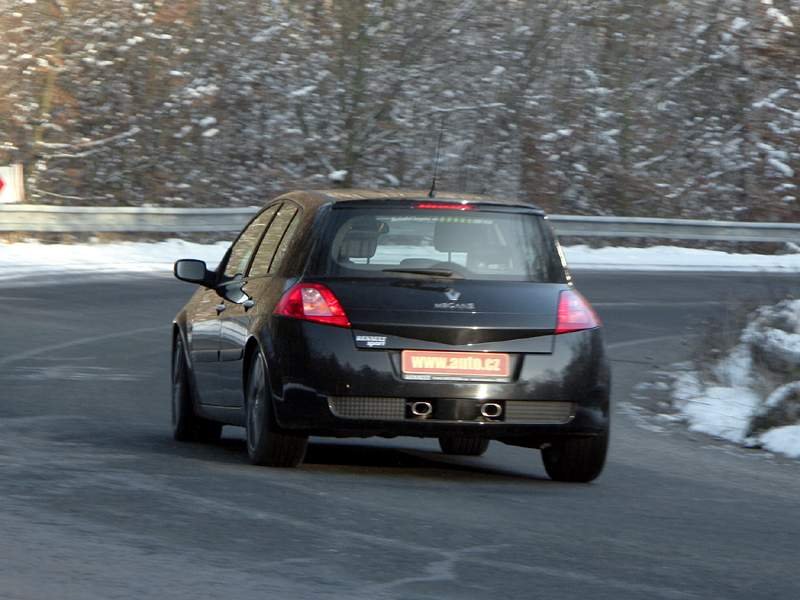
<box><xmin>410</xmin><ymin>401</ymin><xmax>433</xmax><ymax>417</ymax></box>
<box><xmin>480</xmin><ymin>402</ymin><xmax>502</xmax><ymax>419</ymax></box>
<box><xmin>408</xmin><ymin>401</ymin><xmax>503</xmax><ymax>419</ymax></box>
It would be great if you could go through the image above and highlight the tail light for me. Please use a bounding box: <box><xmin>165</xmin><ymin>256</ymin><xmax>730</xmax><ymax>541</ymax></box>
<box><xmin>274</xmin><ymin>283</ymin><xmax>351</xmax><ymax>328</ymax></box>
<box><xmin>415</xmin><ymin>202</ymin><xmax>474</xmax><ymax>211</ymax></box>
<box><xmin>556</xmin><ymin>290</ymin><xmax>600</xmax><ymax>334</ymax></box>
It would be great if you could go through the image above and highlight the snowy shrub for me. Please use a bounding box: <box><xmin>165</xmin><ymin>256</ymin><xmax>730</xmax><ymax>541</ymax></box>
<box><xmin>673</xmin><ymin>299</ymin><xmax>800</xmax><ymax>457</ymax></box>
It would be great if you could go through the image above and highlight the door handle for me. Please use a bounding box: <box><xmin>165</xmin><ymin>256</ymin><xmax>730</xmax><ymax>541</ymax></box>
<box><xmin>243</xmin><ymin>299</ymin><xmax>255</xmax><ymax>310</ymax></box>
<box><xmin>215</xmin><ymin>303</ymin><xmax>227</xmax><ymax>314</ymax></box>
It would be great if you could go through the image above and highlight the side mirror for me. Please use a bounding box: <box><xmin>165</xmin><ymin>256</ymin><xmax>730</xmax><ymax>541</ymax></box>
<box><xmin>174</xmin><ymin>259</ymin><xmax>215</xmax><ymax>287</ymax></box>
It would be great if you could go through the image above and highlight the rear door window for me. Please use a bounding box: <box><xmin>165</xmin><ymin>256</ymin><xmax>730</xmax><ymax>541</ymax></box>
<box><xmin>248</xmin><ymin>204</ymin><xmax>299</xmax><ymax>278</ymax></box>
<box><xmin>222</xmin><ymin>206</ymin><xmax>279</xmax><ymax>279</ymax></box>
<box><xmin>309</xmin><ymin>207</ymin><xmax>562</xmax><ymax>282</ymax></box>
<box><xmin>268</xmin><ymin>209</ymin><xmax>300</xmax><ymax>274</ymax></box>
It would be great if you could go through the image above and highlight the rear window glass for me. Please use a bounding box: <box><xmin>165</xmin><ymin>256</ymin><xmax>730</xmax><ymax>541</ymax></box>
<box><xmin>308</xmin><ymin>207</ymin><xmax>563</xmax><ymax>282</ymax></box>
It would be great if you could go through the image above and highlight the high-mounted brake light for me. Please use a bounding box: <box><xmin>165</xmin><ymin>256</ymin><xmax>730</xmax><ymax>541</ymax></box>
<box><xmin>274</xmin><ymin>283</ymin><xmax>351</xmax><ymax>328</ymax></box>
<box><xmin>415</xmin><ymin>202</ymin><xmax>474</xmax><ymax>211</ymax></box>
<box><xmin>555</xmin><ymin>290</ymin><xmax>600</xmax><ymax>334</ymax></box>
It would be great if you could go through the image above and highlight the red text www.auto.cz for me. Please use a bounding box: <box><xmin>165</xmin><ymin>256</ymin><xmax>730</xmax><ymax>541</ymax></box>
<box><xmin>409</xmin><ymin>355</ymin><xmax>502</xmax><ymax>372</ymax></box>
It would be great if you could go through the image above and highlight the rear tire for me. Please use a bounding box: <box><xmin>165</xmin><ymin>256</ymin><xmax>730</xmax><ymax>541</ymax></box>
<box><xmin>172</xmin><ymin>337</ymin><xmax>222</xmax><ymax>443</ymax></box>
<box><xmin>438</xmin><ymin>437</ymin><xmax>490</xmax><ymax>456</ymax></box>
<box><xmin>245</xmin><ymin>349</ymin><xmax>308</xmax><ymax>467</ymax></box>
<box><xmin>541</xmin><ymin>431</ymin><xmax>608</xmax><ymax>483</ymax></box>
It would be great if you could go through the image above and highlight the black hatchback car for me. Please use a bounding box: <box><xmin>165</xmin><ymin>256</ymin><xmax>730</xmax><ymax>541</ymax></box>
<box><xmin>172</xmin><ymin>190</ymin><xmax>610</xmax><ymax>482</ymax></box>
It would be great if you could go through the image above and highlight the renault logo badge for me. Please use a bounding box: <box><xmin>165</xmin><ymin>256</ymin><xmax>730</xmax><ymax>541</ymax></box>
<box><xmin>444</xmin><ymin>289</ymin><xmax>461</xmax><ymax>302</ymax></box>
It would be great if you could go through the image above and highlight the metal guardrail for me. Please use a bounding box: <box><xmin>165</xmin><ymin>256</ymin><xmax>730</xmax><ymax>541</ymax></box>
<box><xmin>0</xmin><ymin>204</ymin><xmax>798</xmax><ymax>242</ymax></box>
<box><xmin>548</xmin><ymin>215</ymin><xmax>800</xmax><ymax>243</ymax></box>
<box><xmin>0</xmin><ymin>205</ymin><xmax>257</xmax><ymax>233</ymax></box>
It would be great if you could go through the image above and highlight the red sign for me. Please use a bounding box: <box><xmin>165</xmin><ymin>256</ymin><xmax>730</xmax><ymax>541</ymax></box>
<box><xmin>0</xmin><ymin>176</ymin><xmax>5</xmax><ymax>194</ymax></box>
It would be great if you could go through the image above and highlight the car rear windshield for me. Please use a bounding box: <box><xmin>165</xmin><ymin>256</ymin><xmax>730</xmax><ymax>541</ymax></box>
<box><xmin>307</xmin><ymin>206</ymin><xmax>565</xmax><ymax>282</ymax></box>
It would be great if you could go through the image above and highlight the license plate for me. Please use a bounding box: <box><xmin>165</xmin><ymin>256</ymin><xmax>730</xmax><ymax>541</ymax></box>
<box><xmin>401</xmin><ymin>350</ymin><xmax>510</xmax><ymax>380</ymax></box>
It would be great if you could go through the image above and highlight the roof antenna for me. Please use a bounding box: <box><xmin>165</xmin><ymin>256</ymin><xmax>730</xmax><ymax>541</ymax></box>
<box><xmin>428</xmin><ymin>115</ymin><xmax>446</xmax><ymax>198</ymax></box>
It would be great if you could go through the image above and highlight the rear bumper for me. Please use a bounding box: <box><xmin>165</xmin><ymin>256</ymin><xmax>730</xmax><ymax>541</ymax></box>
<box><xmin>274</xmin><ymin>392</ymin><xmax>607</xmax><ymax>444</ymax></box>
<box><xmin>267</xmin><ymin>319</ymin><xmax>610</xmax><ymax>443</ymax></box>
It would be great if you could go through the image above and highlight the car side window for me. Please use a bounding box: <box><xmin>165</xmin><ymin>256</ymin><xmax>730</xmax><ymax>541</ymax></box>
<box><xmin>269</xmin><ymin>210</ymin><xmax>301</xmax><ymax>274</ymax></box>
<box><xmin>248</xmin><ymin>204</ymin><xmax>299</xmax><ymax>278</ymax></box>
<box><xmin>222</xmin><ymin>205</ymin><xmax>279</xmax><ymax>279</ymax></box>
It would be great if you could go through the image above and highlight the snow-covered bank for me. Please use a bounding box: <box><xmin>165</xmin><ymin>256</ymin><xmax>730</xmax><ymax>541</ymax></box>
<box><xmin>565</xmin><ymin>244</ymin><xmax>800</xmax><ymax>272</ymax></box>
<box><xmin>0</xmin><ymin>239</ymin><xmax>229</xmax><ymax>281</ymax></box>
<box><xmin>672</xmin><ymin>299</ymin><xmax>800</xmax><ymax>459</ymax></box>
<box><xmin>1</xmin><ymin>240</ymin><xmax>800</xmax><ymax>281</ymax></box>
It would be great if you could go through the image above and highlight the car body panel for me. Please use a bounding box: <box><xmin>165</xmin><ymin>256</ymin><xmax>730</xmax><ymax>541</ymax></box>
<box><xmin>321</xmin><ymin>278</ymin><xmax>560</xmax><ymax>350</ymax></box>
<box><xmin>184</xmin><ymin>287</ymin><xmax>222</xmax><ymax>403</ymax></box>
<box><xmin>216</xmin><ymin>280</ymin><xmax>253</xmax><ymax>407</ymax></box>
<box><xmin>265</xmin><ymin>317</ymin><xmax>609</xmax><ymax>443</ymax></box>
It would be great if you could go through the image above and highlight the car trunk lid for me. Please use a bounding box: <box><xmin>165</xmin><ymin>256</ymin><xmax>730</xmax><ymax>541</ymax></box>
<box><xmin>322</xmin><ymin>278</ymin><xmax>561</xmax><ymax>352</ymax></box>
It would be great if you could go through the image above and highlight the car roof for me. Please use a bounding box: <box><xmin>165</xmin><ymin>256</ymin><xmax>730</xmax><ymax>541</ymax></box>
<box><xmin>276</xmin><ymin>189</ymin><xmax>545</xmax><ymax>214</ymax></box>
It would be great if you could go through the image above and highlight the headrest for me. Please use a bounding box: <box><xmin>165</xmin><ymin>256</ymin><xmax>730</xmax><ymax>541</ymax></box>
<box><xmin>339</xmin><ymin>230</ymin><xmax>378</xmax><ymax>259</ymax></box>
<box><xmin>434</xmin><ymin>221</ymin><xmax>487</xmax><ymax>253</ymax></box>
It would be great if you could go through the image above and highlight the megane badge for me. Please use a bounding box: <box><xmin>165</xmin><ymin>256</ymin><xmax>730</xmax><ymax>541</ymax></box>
<box><xmin>435</xmin><ymin>289</ymin><xmax>475</xmax><ymax>310</ymax></box>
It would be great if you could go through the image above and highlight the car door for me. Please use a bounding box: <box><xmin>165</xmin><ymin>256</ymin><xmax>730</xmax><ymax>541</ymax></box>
<box><xmin>217</xmin><ymin>202</ymin><xmax>300</xmax><ymax>407</ymax></box>
<box><xmin>186</xmin><ymin>287</ymin><xmax>225</xmax><ymax>403</ymax></box>
<box><xmin>202</xmin><ymin>206</ymin><xmax>279</xmax><ymax>406</ymax></box>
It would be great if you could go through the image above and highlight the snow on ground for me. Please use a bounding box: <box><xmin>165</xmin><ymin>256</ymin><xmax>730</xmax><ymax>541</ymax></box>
<box><xmin>1</xmin><ymin>240</ymin><xmax>800</xmax><ymax>281</ymax></box>
<box><xmin>0</xmin><ymin>239</ymin><xmax>229</xmax><ymax>281</ymax></box>
<box><xmin>564</xmin><ymin>244</ymin><xmax>800</xmax><ymax>272</ymax></box>
<box><xmin>760</xmin><ymin>426</ymin><xmax>800</xmax><ymax>459</ymax></box>
<box><xmin>671</xmin><ymin>299</ymin><xmax>800</xmax><ymax>460</ymax></box>
<box><xmin>674</xmin><ymin>373</ymin><xmax>763</xmax><ymax>444</ymax></box>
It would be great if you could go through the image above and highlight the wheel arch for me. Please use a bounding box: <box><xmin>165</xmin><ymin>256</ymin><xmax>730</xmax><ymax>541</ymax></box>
<box><xmin>172</xmin><ymin>319</ymin><xmax>204</xmax><ymax>413</ymax></box>
<box><xmin>242</xmin><ymin>331</ymin><xmax>283</xmax><ymax>402</ymax></box>
<box><xmin>172</xmin><ymin>321</ymin><xmax>191</xmax><ymax>365</ymax></box>
<box><xmin>242</xmin><ymin>337</ymin><xmax>261</xmax><ymax>392</ymax></box>
<box><xmin>171</xmin><ymin>322</ymin><xmax>182</xmax><ymax>370</ymax></box>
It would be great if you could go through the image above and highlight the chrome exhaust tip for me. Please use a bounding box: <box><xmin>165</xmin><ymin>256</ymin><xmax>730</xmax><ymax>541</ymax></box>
<box><xmin>480</xmin><ymin>402</ymin><xmax>503</xmax><ymax>419</ymax></box>
<box><xmin>410</xmin><ymin>401</ymin><xmax>433</xmax><ymax>417</ymax></box>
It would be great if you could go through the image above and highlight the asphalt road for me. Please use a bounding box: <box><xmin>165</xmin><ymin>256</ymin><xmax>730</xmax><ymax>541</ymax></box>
<box><xmin>1</xmin><ymin>271</ymin><xmax>798</xmax><ymax>599</ymax></box>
